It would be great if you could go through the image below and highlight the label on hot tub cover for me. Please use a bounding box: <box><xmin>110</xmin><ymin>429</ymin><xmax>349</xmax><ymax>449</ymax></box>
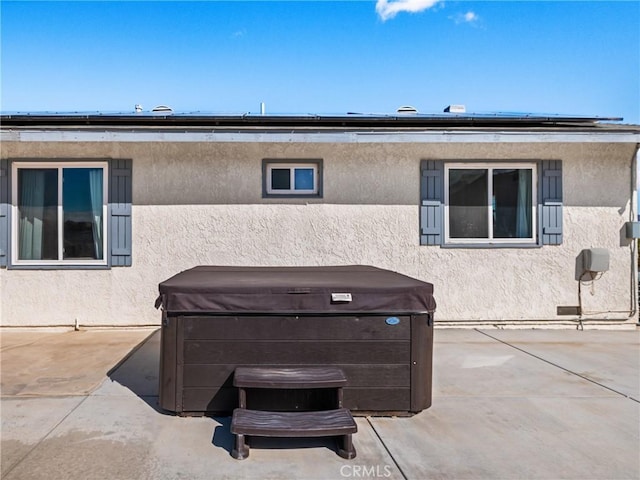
<box><xmin>331</xmin><ymin>293</ymin><xmax>352</xmax><ymax>302</ymax></box>
<box><xmin>386</xmin><ymin>317</ymin><xmax>401</xmax><ymax>325</ymax></box>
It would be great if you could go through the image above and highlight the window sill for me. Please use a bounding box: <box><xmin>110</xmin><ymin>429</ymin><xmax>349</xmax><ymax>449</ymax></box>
<box><xmin>8</xmin><ymin>264</ymin><xmax>111</xmax><ymax>270</ymax></box>
<box><xmin>262</xmin><ymin>193</ymin><xmax>323</xmax><ymax>199</ymax></box>
<box><xmin>440</xmin><ymin>242</ymin><xmax>542</xmax><ymax>249</ymax></box>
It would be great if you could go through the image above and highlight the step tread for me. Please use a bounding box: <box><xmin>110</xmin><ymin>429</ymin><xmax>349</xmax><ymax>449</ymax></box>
<box><xmin>234</xmin><ymin>366</ymin><xmax>347</xmax><ymax>389</ymax></box>
<box><xmin>231</xmin><ymin>408</ymin><xmax>357</xmax><ymax>437</ymax></box>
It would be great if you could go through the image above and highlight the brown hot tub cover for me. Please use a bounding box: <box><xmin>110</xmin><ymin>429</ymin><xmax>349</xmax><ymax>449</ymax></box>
<box><xmin>157</xmin><ymin>265</ymin><xmax>436</xmax><ymax>315</ymax></box>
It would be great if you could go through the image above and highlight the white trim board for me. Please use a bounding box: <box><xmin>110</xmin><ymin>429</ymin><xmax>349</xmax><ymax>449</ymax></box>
<box><xmin>2</xmin><ymin>129</ymin><xmax>640</xmax><ymax>144</ymax></box>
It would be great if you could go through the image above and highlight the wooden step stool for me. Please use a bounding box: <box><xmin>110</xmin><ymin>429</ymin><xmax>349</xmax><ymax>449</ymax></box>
<box><xmin>230</xmin><ymin>367</ymin><xmax>357</xmax><ymax>460</ymax></box>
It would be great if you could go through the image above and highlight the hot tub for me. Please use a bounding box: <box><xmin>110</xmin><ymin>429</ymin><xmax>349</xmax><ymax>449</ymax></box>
<box><xmin>156</xmin><ymin>265</ymin><xmax>436</xmax><ymax>416</ymax></box>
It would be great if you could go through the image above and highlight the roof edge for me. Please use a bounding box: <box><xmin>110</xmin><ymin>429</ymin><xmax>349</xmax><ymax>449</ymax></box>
<box><xmin>0</xmin><ymin>112</ymin><xmax>630</xmax><ymax>129</ymax></box>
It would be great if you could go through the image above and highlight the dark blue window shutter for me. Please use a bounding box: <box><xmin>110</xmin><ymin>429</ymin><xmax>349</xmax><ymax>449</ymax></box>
<box><xmin>420</xmin><ymin>160</ymin><xmax>444</xmax><ymax>245</ymax></box>
<box><xmin>0</xmin><ymin>159</ymin><xmax>8</xmax><ymax>267</ymax></box>
<box><xmin>540</xmin><ymin>160</ymin><xmax>563</xmax><ymax>245</ymax></box>
<box><xmin>109</xmin><ymin>159</ymin><xmax>132</xmax><ymax>266</ymax></box>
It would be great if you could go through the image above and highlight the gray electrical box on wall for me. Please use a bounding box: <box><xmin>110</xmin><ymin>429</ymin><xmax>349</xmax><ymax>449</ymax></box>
<box><xmin>582</xmin><ymin>248</ymin><xmax>610</xmax><ymax>273</ymax></box>
<box><xmin>625</xmin><ymin>222</ymin><xmax>640</xmax><ymax>239</ymax></box>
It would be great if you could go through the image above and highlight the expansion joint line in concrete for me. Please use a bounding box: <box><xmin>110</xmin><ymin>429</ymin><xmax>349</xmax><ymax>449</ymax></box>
<box><xmin>366</xmin><ymin>417</ymin><xmax>409</xmax><ymax>480</ymax></box>
<box><xmin>2</xmin><ymin>395</ymin><xmax>90</xmax><ymax>478</ymax></box>
<box><xmin>475</xmin><ymin>329</ymin><xmax>639</xmax><ymax>404</ymax></box>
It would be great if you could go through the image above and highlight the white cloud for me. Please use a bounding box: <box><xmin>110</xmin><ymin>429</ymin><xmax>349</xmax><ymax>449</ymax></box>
<box><xmin>451</xmin><ymin>11</ymin><xmax>480</xmax><ymax>25</ymax></box>
<box><xmin>376</xmin><ymin>0</ymin><xmax>442</xmax><ymax>22</ymax></box>
<box><xmin>463</xmin><ymin>11</ymin><xmax>478</xmax><ymax>22</ymax></box>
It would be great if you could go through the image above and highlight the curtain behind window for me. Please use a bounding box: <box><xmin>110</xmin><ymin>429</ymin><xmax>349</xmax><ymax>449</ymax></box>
<box><xmin>516</xmin><ymin>169</ymin><xmax>532</xmax><ymax>238</ymax></box>
<box><xmin>18</xmin><ymin>170</ymin><xmax>46</xmax><ymax>260</ymax></box>
<box><xmin>88</xmin><ymin>169</ymin><xmax>104</xmax><ymax>259</ymax></box>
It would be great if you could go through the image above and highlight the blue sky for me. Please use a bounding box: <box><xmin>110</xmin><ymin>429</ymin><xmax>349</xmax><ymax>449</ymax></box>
<box><xmin>1</xmin><ymin>1</ymin><xmax>639</xmax><ymax>123</ymax></box>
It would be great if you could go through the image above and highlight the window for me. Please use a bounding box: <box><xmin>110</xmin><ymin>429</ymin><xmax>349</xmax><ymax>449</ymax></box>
<box><xmin>420</xmin><ymin>160</ymin><xmax>562</xmax><ymax>247</ymax></box>
<box><xmin>263</xmin><ymin>160</ymin><xmax>322</xmax><ymax>197</ymax></box>
<box><xmin>445</xmin><ymin>163</ymin><xmax>536</xmax><ymax>244</ymax></box>
<box><xmin>11</xmin><ymin>161</ymin><xmax>108</xmax><ymax>266</ymax></box>
<box><xmin>0</xmin><ymin>159</ymin><xmax>132</xmax><ymax>269</ymax></box>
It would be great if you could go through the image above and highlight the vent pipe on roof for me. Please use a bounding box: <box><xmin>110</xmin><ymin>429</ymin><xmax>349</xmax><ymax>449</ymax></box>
<box><xmin>260</xmin><ymin>102</ymin><xmax>266</xmax><ymax>115</ymax></box>
<box><xmin>444</xmin><ymin>105</ymin><xmax>466</xmax><ymax>113</ymax></box>
<box><xmin>134</xmin><ymin>104</ymin><xmax>143</xmax><ymax>113</ymax></box>
<box><xmin>397</xmin><ymin>106</ymin><xmax>418</xmax><ymax>114</ymax></box>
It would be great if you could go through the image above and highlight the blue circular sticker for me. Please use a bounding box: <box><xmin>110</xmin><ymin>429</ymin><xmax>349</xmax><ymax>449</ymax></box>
<box><xmin>385</xmin><ymin>317</ymin><xmax>400</xmax><ymax>326</ymax></box>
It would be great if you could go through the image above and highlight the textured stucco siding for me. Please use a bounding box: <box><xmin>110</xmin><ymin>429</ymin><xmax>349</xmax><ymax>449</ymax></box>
<box><xmin>1</xmin><ymin>141</ymin><xmax>637</xmax><ymax>327</ymax></box>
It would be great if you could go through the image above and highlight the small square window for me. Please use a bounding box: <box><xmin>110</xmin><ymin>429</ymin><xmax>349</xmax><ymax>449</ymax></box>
<box><xmin>263</xmin><ymin>160</ymin><xmax>322</xmax><ymax>197</ymax></box>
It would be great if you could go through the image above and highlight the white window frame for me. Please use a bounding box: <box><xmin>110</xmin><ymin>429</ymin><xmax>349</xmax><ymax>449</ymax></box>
<box><xmin>266</xmin><ymin>163</ymin><xmax>318</xmax><ymax>195</ymax></box>
<box><xmin>444</xmin><ymin>162</ymin><xmax>537</xmax><ymax>245</ymax></box>
<box><xmin>11</xmin><ymin>161</ymin><xmax>109</xmax><ymax>266</ymax></box>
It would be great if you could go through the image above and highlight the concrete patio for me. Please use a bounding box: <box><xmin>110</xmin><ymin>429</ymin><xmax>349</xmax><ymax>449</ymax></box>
<box><xmin>1</xmin><ymin>328</ymin><xmax>638</xmax><ymax>480</ymax></box>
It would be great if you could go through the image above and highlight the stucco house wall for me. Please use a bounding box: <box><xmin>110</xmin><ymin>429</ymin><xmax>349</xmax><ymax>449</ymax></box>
<box><xmin>1</xmin><ymin>139</ymin><xmax>637</xmax><ymax>327</ymax></box>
